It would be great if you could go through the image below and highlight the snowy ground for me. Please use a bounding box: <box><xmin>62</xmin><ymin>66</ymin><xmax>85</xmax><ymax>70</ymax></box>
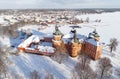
<box><xmin>0</xmin><ymin>12</ymin><xmax>120</xmax><ymax>79</ymax></box>
<box><xmin>77</xmin><ymin>12</ymin><xmax>120</xmax><ymax>79</ymax></box>
<box><xmin>6</xmin><ymin>53</ymin><xmax>76</xmax><ymax>79</ymax></box>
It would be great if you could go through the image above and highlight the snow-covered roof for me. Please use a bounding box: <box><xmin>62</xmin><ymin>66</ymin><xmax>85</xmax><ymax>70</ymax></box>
<box><xmin>62</xmin><ymin>33</ymin><xmax>86</xmax><ymax>43</ymax></box>
<box><xmin>25</xmin><ymin>45</ymin><xmax>55</xmax><ymax>53</ymax></box>
<box><xmin>41</xmin><ymin>42</ymin><xmax>52</xmax><ymax>46</ymax></box>
<box><xmin>63</xmin><ymin>33</ymin><xmax>74</xmax><ymax>39</ymax></box>
<box><xmin>86</xmin><ymin>38</ymin><xmax>100</xmax><ymax>46</ymax></box>
<box><xmin>62</xmin><ymin>38</ymin><xmax>72</xmax><ymax>44</ymax></box>
<box><xmin>18</xmin><ymin>35</ymin><xmax>43</xmax><ymax>48</ymax></box>
<box><xmin>25</xmin><ymin>47</ymin><xmax>34</xmax><ymax>50</ymax></box>
<box><xmin>44</xmin><ymin>34</ymin><xmax>53</xmax><ymax>38</ymax></box>
<box><xmin>38</xmin><ymin>46</ymin><xmax>55</xmax><ymax>53</ymax></box>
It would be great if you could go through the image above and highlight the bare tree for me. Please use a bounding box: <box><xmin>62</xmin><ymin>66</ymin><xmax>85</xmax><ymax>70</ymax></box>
<box><xmin>0</xmin><ymin>47</ymin><xmax>8</xmax><ymax>79</ymax></box>
<box><xmin>73</xmin><ymin>61</ymin><xmax>96</xmax><ymax>79</ymax></box>
<box><xmin>96</xmin><ymin>57</ymin><xmax>112</xmax><ymax>79</ymax></box>
<box><xmin>0</xmin><ymin>59</ymin><xmax>7</xmax><ymax>78</ymax></box>
<box><xmin>78</xmin><ymin>53</ymin><xmax>90</xmax><ymax>70</ymax></box>
<box><xmin>80</xmin><ymin>18</ymin><xmax>83</xmax><ymax>23</ymax></box>
<box><xmin>10</xmin><ymin>73</ymin><xmax>24</xmax><ymax>79</ymax></box>
<box><xmin>72</xmin><ymin>53</ymin><xmax>96</xmax><ymax>79</ymax></box>
<box><xmin>31</xmin><ymin>70</ymin><xmax>40</xmax><ymax>79</ymax></box>
<box><xmin>71</xmin><ymin>70</ymin><xmax>79</xmax><ymax>79</ymax></box>
<box><xmin>72</xmin><ymin>18</ymin><xmax>81</xmax><ymax>24</ymax></box>
<box><xmin>44</xmin><ymin>70</ymin><xmax>54</xmax><ymax>79</ymax></box>
<box><xmin>109</xmin><ymin>38</ymin><xmax>119</xmax><ymax>52</ymax></box>
<box><xmin>52</xmin><ymin>46</ymin><xmax>69</xmax><ymax>64</ymax></box>
<box><xmin>10</xmin><ymin>30</ymin><xmax>19</xmax><ymax>38</ymax></box>
<box><xmin>86</xmin><ymin>17</ymin><xmax>89</xmax><ymax>23</ymax></box>
<box><xmin>0</xmin><ymin>25</ymin><xmax>18</xmax><ymax>38</ymax></box>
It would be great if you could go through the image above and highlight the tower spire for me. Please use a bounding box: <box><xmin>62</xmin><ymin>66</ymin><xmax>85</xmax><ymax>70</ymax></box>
<box><xmin>73</xmin><ymin>29</ymin><xmax>78</xmax><ymax>43</ymax></box>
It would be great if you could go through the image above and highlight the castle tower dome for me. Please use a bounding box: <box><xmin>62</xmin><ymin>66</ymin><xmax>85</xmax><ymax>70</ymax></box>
<box><xmin>93</xmin><ymin>29</ymin><xmax>100</xmax><ymax>41</ymax></box>
<box><xmin>53</xmin><ymin>24</ymin><xmax>63</xmax><ymax>41</ymax></box>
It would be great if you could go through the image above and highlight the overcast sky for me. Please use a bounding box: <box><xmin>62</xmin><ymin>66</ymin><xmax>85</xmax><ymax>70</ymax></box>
<box><xmin>0</xmin><ymin>0</ymin><xmax>120</xmax><ymax>9</ymax></box>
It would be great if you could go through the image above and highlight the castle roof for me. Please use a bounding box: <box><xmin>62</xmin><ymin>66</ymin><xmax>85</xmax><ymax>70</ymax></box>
<box><xmin>37</xmin><ymin>46</ymin><xmax>55</xmax><ymax>53</ymax></box>
<box><xmin>62</xmin><ymin>33</ymin><xmax>86</xmax><ymax>44</ymax></box>
<box><xmin>62</xmin><ymin>33</ymin><xmax>74</xmax><ymax>39</ymax></box>
<box><xmin>85</xmin><ymin>38</ymin><xmax>100</xmax><ymax>46</ymax></box>
<box><xmin>87</xmin><ymin>29</ymin><xmax>101</xmax><ymax>46</ymax></box>
<box><xmin>18</xmin><ymin>35</ymin><xmax>43</xmax><ymax>48</ymax></box>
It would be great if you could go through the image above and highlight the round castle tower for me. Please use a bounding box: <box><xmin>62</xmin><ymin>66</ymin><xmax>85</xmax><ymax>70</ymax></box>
<box><xmin>69</xmin><ymin>29</ymin><xmax>82</xmax><ymax>57</ymax></box>
<box><xmin>52</xmin><ymin>25</ymin><xmax>63</xmax><ymax>47</ymax></box>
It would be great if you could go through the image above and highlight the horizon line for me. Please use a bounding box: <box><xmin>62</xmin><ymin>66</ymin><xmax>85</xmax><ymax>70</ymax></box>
<box><xmin>0</xmin><ymin>8</ymin><xmax>120</xmax><ymax>10</ymax></box>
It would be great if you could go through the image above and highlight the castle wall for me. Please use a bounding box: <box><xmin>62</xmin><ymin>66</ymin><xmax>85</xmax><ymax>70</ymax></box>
<box><xmin>95</xmin><ymin>45</ymin><xmax>102</xmax><ymax>60</ymax></box>
<box><xmin>84</xmin><ymin>41</ymin><xmax>102</xmax><ymax>60</ymax></box>
<box><xmin>44</xmin><ymin>37</ymin><xmax>53</xmax><ymax>42</ymax></box>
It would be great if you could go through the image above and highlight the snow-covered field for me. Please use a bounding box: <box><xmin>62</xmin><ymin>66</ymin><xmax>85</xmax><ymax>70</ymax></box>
<box><xmin>1</xmin><ymin>12</ymin><xmax>120</xmax><ymax>79</ymax></box>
